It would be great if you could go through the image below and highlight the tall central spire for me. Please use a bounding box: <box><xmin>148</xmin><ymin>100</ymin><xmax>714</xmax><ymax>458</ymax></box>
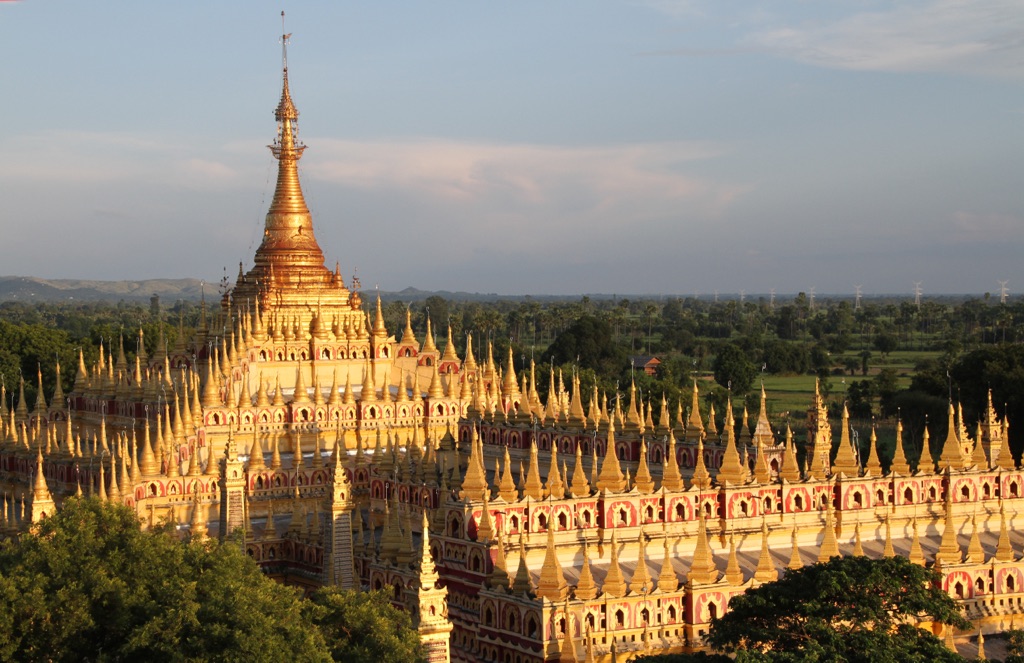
<box><xmin>255</xmin><ymin>20</ymin><xmax>324</xmax><ymax>272</ymax></box>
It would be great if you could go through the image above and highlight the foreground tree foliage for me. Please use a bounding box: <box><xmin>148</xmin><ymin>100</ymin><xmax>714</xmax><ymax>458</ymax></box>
<box><xmin>305</xmin><ymin>587</ymin><xmax>426</xmax><ymax>663</ymax></box>
<box><xmin>0</xmin><ymin>498</ymin><xmax>423</xmax><ymax>663</ymax></box>
<box><xmin>635</xmin><ymin>556</ymin><xmax>971</xmax><ymax>663</ymax></box>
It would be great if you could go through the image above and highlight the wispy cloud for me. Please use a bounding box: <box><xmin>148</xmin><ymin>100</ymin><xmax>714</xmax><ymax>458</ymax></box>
<box><xmin>749</xmin><ymin>0</ymin><xmax>1024</xmax><ymax>78</ymax></box>
<box><xmin>951</xmin><ymin>210</ymin><xmax>1024</xmax><ymax>239</ymax></box>
<box><xmin>0</xmin><ymin>131</ymin><xmax>251</xmax><ymax>189</ymax></box>
<box><xmin>305</xmin><ymin>138</ymin><xmax>746</xmax><ymax>254</ymax></box>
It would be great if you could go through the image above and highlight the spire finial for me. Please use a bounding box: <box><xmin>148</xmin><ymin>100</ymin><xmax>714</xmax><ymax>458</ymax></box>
<box><xmin>281</xmin><ymin>11</ymin><xmax>290</xmax><ymax>72</ymax></box>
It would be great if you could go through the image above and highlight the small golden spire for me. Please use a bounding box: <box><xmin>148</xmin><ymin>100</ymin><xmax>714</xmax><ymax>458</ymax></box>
<box><xmin>270</xmin><ymin>433</ymin><xmax>282</xmax><ymax>470</ymax></box>
<box><xmin>753</xmin><ymin>435</ymin><xmax>772</xmax><ymax>485</ymax></box>
<box><xmin>753</xmin><ymin>519</ymin><xmax>778</xmax><ymax>584</ymax></box>
<box><xmin>787</xmin><ymin>523</ymin><xmax>803</xmax><ymax>570</ymax></box>
<box><xmin>996</xmin><ymin>503</ymin><xmax>1015</xmax><ymax>562</ymax></box>
<box><xmin>476</xmin><ymin>493</ymin><xmax>494</xmax><ymax>543</ymax></box>
<box><xmin>686</xmin><ymin>381</ymin><xmax>705</xmax><ymax>442</ymax></box>
<box><xmin>908</xmin><ymin>517</ymin><xmax>926</xmax><ymax>566</ymax></box>
<box><xmin>832</xmin><ymin>404</ymin><xmax>859</xmax><ymax>476</ymax></box>
<box><xmin>779</xmin><ymin>424</ymin><xmax>800</xmax><ymax>482</ymax></box>
<box><xmin>634</xmin><ymin>438</ymin><xmax>655</xmax><ymax>494</ymax></box>
<box><xmin>967</xmin><ymin>514</ymin><xmax>985</xmax><ymax>563</ymax></box>
<box><xmin>546</xmin><ymin>441</ymin><xmax>564</xmax><ymax>499</ymax></box>
<box><xmin>536</xmin><ymin>524</ymin><xmax>568</xmax><ymax>601</ymax></box>
<box><xmin>852</xmin><ymin>521</ymin><xmax>864</xmax><ymax>557</ymax></box>
<box><xmin>575</xmin><ymin>540</ymin><xmax>598</xmax><ymax>599</ymax></box>
<box><xmin>488</xmin><ymin>527</ymin><xmax>511</xmax><ymax>591</ymax></box>
<box><xmin>716</xmin><ymin>399</ymin><xmax>746</xmax><ymax>486</ymax></box>
<box><xmin>890</xmin><ymin>418</ymin><xmax>911</xmax><ymax>475</ymax></box>
<box><xmin>936</xmin><ymin>487</ymin><xmax>963</xmax><ymax>565</ymax></box>
<box><xmin>498</xmin><ymin>447</ymin><xmax>519</xmax><ymax>502</ymax></box>
<box><xmin>595</xmin><ymin>418</ymin><xmax>625</xmax><ymax>493</ymax></box>
<box><xmin>687</xmin><ymin>515</ymin><xmax>718</xmax><ymax>585</ymax></box>
<box><xmin>460</xmin><ymin>426</ymin><xmax>489</xmax><ymax>501</ymax></box>
<box><xmin>938</xmin><ymin>403</ymin><xmax>966</xmax><ymax>471</ymax></box>
<box><xmin>944</xmin><ymin>623</ymin><xmax>957</xmax><ymax>653</ymax></box>
<box><xmin>190</xmin><ymin>489</ymin><xmax>208</xmax><ymax>541</ymax></box>
<box><xmin>662</xmin><ymin>428</ymin><xmax>685</xmax><ymax>491</ymax></box>
<box><xmin>630</xmin><ymin>532</ymin><xmax>654</xmax><ymax>595</ymax></box>
<box><xmin>523</xmin><ymin>439</ymin><xmax>545</xmax><ymax>501</ymax></box>
<box><xmin>559</xmin><ymin>602</ymin><xmax>579</xmax><ymax>663</ymax></box>
<box><xmin>511</xmin><ymin>531</ymin><xmax>533</xmax><ymax>595</ymax></box>
<box><xmin>882</xmin><ymin>511</ymin><xmax>895</xmax><ymax>559</ymax></box>
<box><xmin>569</xmin><ymin>441</ymin><xmax>591</xmax><ymax>498</ymax></box>
<box><xmin>817</xmin><ymin>502</ymin><xmax>840</xmax><ymax>563</ymax></box>
<box><xmin>864</xmin><ymin>425</ymin><xmax>882</xmax><ymax>476</ymax></box>
<box><xmin>725</xmin><ymin>534</ymin><xmax>744</xmax><ymax>585</ymax></box>
<box><xmin>657</xmin><ymin>533</ymin><xmax>678</xmax><ymax>592</ymax></box>
<box><xmin>601</xmin><ymin>530</ymin><xmax>627</xmax><ymax>598</ymax></box>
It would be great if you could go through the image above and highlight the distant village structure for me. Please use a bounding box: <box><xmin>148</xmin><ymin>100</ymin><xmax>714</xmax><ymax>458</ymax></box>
<box><xmin>2</xmin><ymin>36</ymin><xmax>1022</xmax><ymax>663</ymax></box>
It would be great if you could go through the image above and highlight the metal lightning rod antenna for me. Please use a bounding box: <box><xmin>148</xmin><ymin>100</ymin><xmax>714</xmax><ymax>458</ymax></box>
<box><xmin>280</xmin><ymin>11</ymin><xmax>290</xmax><ymax>72</ymax></box>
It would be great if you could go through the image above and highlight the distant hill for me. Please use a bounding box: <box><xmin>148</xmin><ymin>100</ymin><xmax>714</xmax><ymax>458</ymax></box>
<box><xmin>0</xmin><ymin>277</ymin><xmax>207</xmax><ymax>303</ymax></box>
<box><xmin>0</xmin><ymin>276</ymin><xmax>992</xmax><ymax>306</ymax></box>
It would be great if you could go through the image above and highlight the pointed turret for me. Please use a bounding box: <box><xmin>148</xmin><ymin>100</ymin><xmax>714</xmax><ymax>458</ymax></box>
<box><xmin>687</xmin><ymin>515</ymin><xmax>718</xmax><ymax>585</ymax></box>
<box><xmin>753</xmin><ymin>519</ymin><xmax>778</xmax><ymax>584</ymax></box>
<box><xmin>511</xmin><ymin>532</ymin><xmax>534</xmax><ymax>596</ymax></box>
<box><xmin>883</xmin><ymin>512</ymin><xmax>896</xmax><ymax>558</ymax></box>
<box><xmin>685</xmin><ymin>381</ymin><xmax>705</xmax><ymax>442</ymax></box>
<box><xmin>629</xmin><ymin>532</ymin><xmax>654</xmax><ymax>595</ymax></box>
<box><xmin>817</xmin><ymin>502</ymin><xmax>840</xmax><ymax>563</ymax></box>
<box><xmin>601</xmin><ymin>530</ymin><xmax>627</xmax><ymax>598</ymax></box>
<box><xmin>30</xmin><ymin>449</ymin><xmax>55</xmax><ymax>523</ymax></box>
<box><xmin>966</xmin><ymin>515</ymin><xmax>984</xmax><ymax>563</ymax></box>
<box><xmin>536</xmin><ymin>525</ymin><xmax>568</xmax><ymax>601</ymax></box>
<box><xmin>633</xmin><ymin>439</ymin><xmax>655</xmax><ymax>494</ymax></box>
<box><xmin>787</xmin><ymin>524</ymin><xmax>803</xmax><ymax>570</ymax></box>
<box><xmin>779</xmin><ymin>424</ymin><xmax>801</xmax><ymax>482</ymax></box>
<box><xmin>908</xmin><ymin>517</ymin><xmax>926</xmax><ymax>566</ymax></box>
<box><xmin>595</xmin><ymin>419</ymin><xmax>625</xmax><ymax>493</ymax></box>
<box><xmin>864</xmin><ymin>424</ymin><xmax>882</xmax><ymax>475</ymax></box>
<box><xmin>499</xmin><ymin>447</ymin><xmax>519</xmax><ymax>503</ymax></box>
<box><xmin>889</xmin><ymin>418</ymin><xmax>911</xmax><ymax>475</ymax></box>
<box><xmin>935</xmin><ymin>487</ymin><xmax>963</xmax><ymax>566</ymax></box>
<box><xmin>832</xmin><ymin>404</ymin><xmax>859</xmax><ymax>476</ymax></box>
<box><xmin>459</xmin><ymin>426</ymin><xmax>489</xmax><ymax>502</ymax></box>
<box><xmin>662</xmin><ymin>428</ymin><xmax>686</xmax><ymax>491</ymax></box>
<box><xmin>575</xmin><ymin>541</ymin><xmax>598</xmax><ymax>599</ymax></box>
<box><xmin>997</xmin><ymin>503</ymin><xmax>1015</xmax><ymax>562</ymax></box>
<box><xmin>488</xmin><ymin>528</ymin><xmax>511</xmax><ymax>591</ymax></box>
<box><xmin>569</xmin><ymin>442</ymin><xmax>591</xmax><ymax>498</ymax></box>
<box><xmin>716</xmin><ymin>400</ymin><xmax>746</xmax><ymax>486</ymax></box>
<box><xmin>657</xmin><ymin>532</ymin><xmax>678</xmax><ymax>592</ymax></box>
<box><xmin>938</xmin><ymin>403</ymin><xmax>966</xmax><ymax>471</ymax></box>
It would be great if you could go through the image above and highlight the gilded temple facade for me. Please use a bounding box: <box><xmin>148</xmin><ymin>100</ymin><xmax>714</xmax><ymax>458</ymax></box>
<box><xmin>1</xmin><ymin>38</ymin><xmax>1022</xmax><ymax>663</ymax></box>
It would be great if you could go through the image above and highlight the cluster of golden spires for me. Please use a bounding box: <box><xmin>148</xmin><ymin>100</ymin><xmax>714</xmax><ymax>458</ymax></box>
<box><xmin>1</xmin><ymin>35</ymin><xmax>1019</xmax><ymax>663</ymax></box>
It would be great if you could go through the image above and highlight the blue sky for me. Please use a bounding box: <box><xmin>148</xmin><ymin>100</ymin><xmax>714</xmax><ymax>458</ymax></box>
<box><xmin>1</xmin><ymin>1</ymin><xmax>1021</xmax><ymax>296</ymax></box>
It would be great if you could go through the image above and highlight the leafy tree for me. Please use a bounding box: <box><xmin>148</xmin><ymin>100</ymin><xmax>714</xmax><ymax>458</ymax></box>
<box><xmin>542</xmin><ymin>315</ymin><xmax>627</xmax><ymax>377</ymax></box>
<box><xmin>1006</xmin><ymin>628</ymin><xmax>1024</xmax><ymax>663</ymax></box>
<box><xmin>874</xmin><ymin>331</ymin><xmax>899</xmax><ymax>356</ymax></box>
<box><xmin>873</xmin><ymin>367</ymin><xmax>901</xmax><ymax>417</ymax></box>
<box><xmin>949</xmin><ymin>344</ymin><xmax>1024</xmax><ymax>455</ymax></box>
<box><xmin>305</xmin><ymin>588</ymin><xmax>426</xmax><ymax>663</ymax></box>
<box><xmin>708</xmin><ymin>556</ymin><xmax>968</xmax><ymax>662</ymax></box>
<box><xmin>712</xmin><ymin>343</ymin><xmax>756</xmax><ymax>395</ymax></box>
<box><xmin>0</xmin><ymin>498</ymin><xmax>420</xmax><ymax>662</ymax></box>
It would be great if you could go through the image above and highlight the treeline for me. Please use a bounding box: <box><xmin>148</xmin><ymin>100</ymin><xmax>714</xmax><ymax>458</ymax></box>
<box><xmin>0</xmin><ymin>295</ymin><xmax>1020</xmax><ymax>447</ymax></box>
